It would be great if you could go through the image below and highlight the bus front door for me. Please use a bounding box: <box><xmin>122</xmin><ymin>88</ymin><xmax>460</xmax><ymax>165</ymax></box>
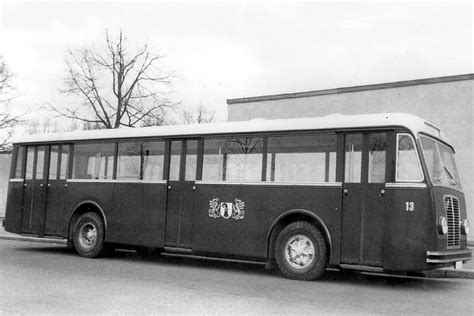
<box><xmin>341</xmin><ymin>132</ymin><xmax>388</xmax><ymax>266</ymax></box>
<box><xmin>165</xmin><ymin>140</ymin><xmax>198</xmax><ymax>248</ymax></box>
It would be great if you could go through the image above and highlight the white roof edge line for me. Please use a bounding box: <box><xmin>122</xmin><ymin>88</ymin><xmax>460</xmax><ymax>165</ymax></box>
<box><xmin>13</xmin><ymin>112</ymin><xmax>446</xmax><ymax>144</ymax></box>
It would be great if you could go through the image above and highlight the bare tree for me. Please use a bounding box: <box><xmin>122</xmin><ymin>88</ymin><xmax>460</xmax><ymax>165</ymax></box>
<box><xmin>54</xmin><ymin>30</ymin><xmax>175</xmax><ymax>129</ymax></box>
<box><xmin>180</xmin><ymin>103</ymin><xmax>216</xmax><ymax>124</ymax></box>
<box><xmin>26</xmin><ymin>116</ymin><xmax>79</xmax><ymax>135</ymax></box>
<box><xmin>27</xmin><ymin>117</ymin><xmax>59</xmax><ymax>135</ymax></box>
<box><xmin>0</xmin><ymin>57</ymin><xmax>20</xmax><ymax>150</ymax></box>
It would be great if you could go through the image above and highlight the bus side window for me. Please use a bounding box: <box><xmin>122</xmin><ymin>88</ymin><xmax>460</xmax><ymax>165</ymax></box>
<box><xmin>266</xmin><ymin>134</ymin><xmax>337</xmax><ymax>183</ymax></box>
<box><xmin>225</xmin><ymin>137</ymin><xmax>263</xmax><ymax>182</ymax></box>
<box><xmin>60</xmin><ymin>145</ymin><xmax>70</xmax><ymax>180</ymax></box>
<box><xmin>396</xmin><ymin>134</ymin><xmax>423</xmax><ymax>182</ymax></box>
<box><xmin>35</xmin><ymin>147</ymin><xmax>46</xmax><ymax>180</ymax></box>
<box><xmin>14</xmin><ymin>146</ymin><xmax>25</xmax><ymax>179</ymax></box>
<box><xmin>49</xmin><ymin>145</ymin><xmax>59</xmax><ymax>180</ymax></box>
<box><xmin>184</xmin><ymin>140</ymin><xmax>198</xmax><ymax>181</ymax></box>
<box><xmin>73</xmin><ymin>143</ymin><xmax>115</xmax><ymax>180</ymax></box>
<box><xmin>202</xmin><ymin>137</ymin><xmax>263</xmax><ymax>182</ymax></box>
<box><xmin>117</xmin><ymin>141</ymin><xmax>165</xmax><ymax>181</ymax></box>
<box><xmin>345</xmin><ymin>134</ymin><xmax>362</xmax><ymax>183</ymax></box>
<box><xmin>25</xmin><ymin>147</ymin><xmax>35</xmax><ymax>180</ymax></box>
<box><xmin>169</xmin><ymin>141</ymin><xmax>181</xmax><ymax>181</ymax></box>
<box><xmin>202</xmin><ymin>139</ymin><xmax>225</xmax><ymax>181</ymax></box>
<box><xmin>368</xmin><ymin>133</ymin><xmax>387</xmax><ymax>183</ymax></box>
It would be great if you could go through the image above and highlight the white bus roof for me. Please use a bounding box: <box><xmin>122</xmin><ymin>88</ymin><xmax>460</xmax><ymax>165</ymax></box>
<box><xmin>14</xmin><ymin>112</ymin><xmax>447</xmax><ymax>144</ymax></box>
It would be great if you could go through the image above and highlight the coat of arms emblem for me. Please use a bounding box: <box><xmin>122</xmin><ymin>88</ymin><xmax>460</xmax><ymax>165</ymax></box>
<box><xmin>208</xmin><ymin>198</ymin><xmax>245</xmax><ymax>220</ymax></box>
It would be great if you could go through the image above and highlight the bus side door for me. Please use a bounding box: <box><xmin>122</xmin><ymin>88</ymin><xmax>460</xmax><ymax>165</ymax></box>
<box><xmin>341</xmin><ymin>132</ymin><xmax>388</xmax><ymax>266</ymax></box>
<box><xmin>43</xmin><ymin>145</ymin><xmax>70</xmax><ymax>236</ymax></box>
<box><xmin>21</xmin><ymin>145</ymin><xmax>47</xmax><ymax>235</ymax></box>
<box><xmin>165</xmin><ymin>139</ymin><xmax>198</xmax><ymax>248</ymax></box>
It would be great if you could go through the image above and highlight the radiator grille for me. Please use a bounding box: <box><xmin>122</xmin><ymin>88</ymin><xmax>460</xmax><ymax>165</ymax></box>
<box><xmin>444</xmin><ymin>196</ymin><xmax>460</xmax><ymax>248</ymax></box>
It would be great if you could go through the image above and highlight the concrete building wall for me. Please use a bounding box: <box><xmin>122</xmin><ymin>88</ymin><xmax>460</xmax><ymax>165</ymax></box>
<box><xmin>228</xmin><ymin>74</ymin><xmax>474</xmax><ymax>240</ymax></box>
<box><xmin>0</xmin><ymin>153</ymin><xmax>12</xmax><ymax>217</ymax></box>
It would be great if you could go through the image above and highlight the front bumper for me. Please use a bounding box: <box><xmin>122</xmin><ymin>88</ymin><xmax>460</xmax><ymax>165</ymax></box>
<box><xmin>426</xmin><ymin>249</ymin><xmax>472</xmax><ymax>263</ymax></box>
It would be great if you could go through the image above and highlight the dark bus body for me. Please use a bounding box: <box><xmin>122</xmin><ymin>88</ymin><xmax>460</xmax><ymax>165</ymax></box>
<box><xmin>4</xmin><ymin>113</ymin><xmax>471</xmax><ymax>280</ymax></box>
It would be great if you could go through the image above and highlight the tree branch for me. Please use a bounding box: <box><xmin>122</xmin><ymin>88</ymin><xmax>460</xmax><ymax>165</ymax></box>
<box><xmin>57</xmin><ymin>29</ymin><xmax>174</xmax><ymax>129</ymax></box>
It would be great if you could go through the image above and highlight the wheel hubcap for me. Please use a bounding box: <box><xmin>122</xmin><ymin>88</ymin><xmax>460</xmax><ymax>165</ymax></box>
<box><xmin>285</xmin><ymin>234</ymin><xmax>315</xmax><ymax>269</ymax></box>
<box><xmin>79</xmin><ymin>223</ymin><xmax>97</xmax><ymax>249</ymax></box>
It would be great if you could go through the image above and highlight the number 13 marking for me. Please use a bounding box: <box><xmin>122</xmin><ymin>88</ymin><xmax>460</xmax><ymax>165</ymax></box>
<box><xmin>405</xmin><ymin>202</ymin><xmax>415</xmax><ymax>212</ymax></box>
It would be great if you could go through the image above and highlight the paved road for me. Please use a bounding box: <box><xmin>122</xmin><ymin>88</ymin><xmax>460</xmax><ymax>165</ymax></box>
<box><xmin>0</xmin><ymin>240</ymin><xmax>473</xmax><ymax>315</ymax></box>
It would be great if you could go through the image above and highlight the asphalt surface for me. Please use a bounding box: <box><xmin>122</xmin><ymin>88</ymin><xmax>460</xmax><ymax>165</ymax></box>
<box><xmin>1</xmin><ymin>239</ymin><xmax>473</xmax><ymax>314</ymax></box>
<box><xmin>1</xmin><ymin>220</ymin><xmax>472</xmax><ymax>279</ymax></box>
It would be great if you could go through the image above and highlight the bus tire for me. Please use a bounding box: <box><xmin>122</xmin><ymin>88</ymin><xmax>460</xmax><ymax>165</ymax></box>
<box><xmin>275</xmin><ymin>221</ymin><xmax>327</xmax><ymax>280</ymax></box>
<box><xmin>73</xmin><ymin>212</ymin><xmax>105</xmax><ymax>258</ymax></box>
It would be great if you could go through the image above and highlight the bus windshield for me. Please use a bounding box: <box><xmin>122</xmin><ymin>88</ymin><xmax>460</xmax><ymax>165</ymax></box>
<box><xmin>420</xmin><ymin>135</ymin><xmax>462</xmax><ymax>190</ymax></box>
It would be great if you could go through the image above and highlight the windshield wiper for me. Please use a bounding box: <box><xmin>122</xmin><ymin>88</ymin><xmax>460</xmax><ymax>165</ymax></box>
<box><xmin>443</xmin><ymin>166</ymin><xmax>453</xmax><ymax>179</ymax></box>
<box><xmin>443</xmin><ymin>166</ymin><xmax>457</xmax><ymax>185</ymax></box>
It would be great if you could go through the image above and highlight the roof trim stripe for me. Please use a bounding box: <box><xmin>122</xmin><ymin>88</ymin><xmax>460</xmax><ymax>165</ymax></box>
<box><xmin>227</xmin><ymin>73</ymin><xmax>474</xmax><ymax>105</ymax></box>
<box><xmin>13</xmin><ymin>113</ymin><xmax>447</xmax><ymax>145</ymax></box>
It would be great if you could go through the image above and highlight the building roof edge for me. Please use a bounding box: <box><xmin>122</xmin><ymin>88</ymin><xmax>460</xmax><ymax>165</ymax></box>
<box><xmin>227</xmin><ymin>73</ymin><xmax>474</xmax><ymax>105</ymax></box>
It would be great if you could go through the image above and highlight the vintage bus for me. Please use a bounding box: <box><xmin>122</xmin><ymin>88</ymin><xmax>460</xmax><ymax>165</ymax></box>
<box><xmin>3</xmin><ymin>113</ymin><xmax>471</xmax><ymax>280</ymax></box>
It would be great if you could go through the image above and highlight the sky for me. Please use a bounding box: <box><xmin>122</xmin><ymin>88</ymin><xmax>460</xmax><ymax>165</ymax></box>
<box><xmin>0</xmin><ymin>0</ymin><xmax>472</xmax><ymax>125</ymax></box>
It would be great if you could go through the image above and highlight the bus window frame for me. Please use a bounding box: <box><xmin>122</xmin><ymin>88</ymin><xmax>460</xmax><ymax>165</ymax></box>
<box><xmin>395</xmin><ymin>133</ymin><xmax>424</xmax><ymax>183</ymax></box>
<box><xmin>59</xmin><ymin>144</ymin><xmax>72</xmax><ymax>181</ymax></box>
<box><xmin>10</xmin><ymin>146</ymin><xmax>25</xmax><ymax>180</ymax></box>
<box><xmin>201</xmin><ymin>135</ymin><xmax>266</xmax><ymax>183</ymax></box>
<box><xmin>70</xmin><ymin>140</ymin><xmax>117</xmax><ymax>181</ymax></box>
<box><xmin>418</xmin><ymin>133</ymin><xmax>462</xmax><ymax>191</ymax></box>
<box><xmin>70</xmin><ymin>138</ymin><xmax>175</xmax><ymax>182</ymax></box>
<box><xmin>49</xmin><ymin>145</ymin><xmax>60</xmax><ymax>181</ymax></box>
<box><xmin>200</xmin><ymin>131</ymin><xmax>339</xmax><ymax>184</ymax></box>
<box><xmin>115</xmin><ymin>140</ymin><xmax>167</xmax><ymax>181</ymax></box>
<box><xmin>265</xmin><ymin>132</ymin><xmax>338</xmax><ymax>184</ymax></box>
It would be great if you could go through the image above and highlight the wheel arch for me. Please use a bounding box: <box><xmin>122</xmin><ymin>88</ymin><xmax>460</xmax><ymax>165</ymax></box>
<box><xmin>67</xmin><ymin>200</ymin><xmax>107</xmax><ymax>241</ymax></box>
<box><xmin>266</xmin><ymin>209</ymin><xmax>332</xmax><ymax>263</ymax></box>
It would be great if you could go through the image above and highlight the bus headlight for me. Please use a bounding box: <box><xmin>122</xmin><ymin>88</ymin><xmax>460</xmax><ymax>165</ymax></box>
<box><xmin>438</xmin><ymin>216</ymin><xmax>448</xmax><ymax>235</ymax></box>
<box><xmin>461</xmin><ymin>219</ymin><xmax>470</xmax><ymax>235</ymax></box>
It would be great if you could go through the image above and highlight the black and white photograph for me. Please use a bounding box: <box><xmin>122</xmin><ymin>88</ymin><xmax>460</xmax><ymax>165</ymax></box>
<box><xmin>0</xmin><ymin>0</ymin><xmax>473</xmax><ymax>314</ymax></box>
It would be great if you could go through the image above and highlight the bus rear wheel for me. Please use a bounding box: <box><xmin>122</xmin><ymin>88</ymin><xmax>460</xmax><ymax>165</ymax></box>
<box><xmin>275</xmin><ymin>221</ymin><xmax>327</xmax><ymax>280</ymax></box>
<box><xmin>73</xmin><ymin>212</ymin><xmax>105</xmax><ymax>258</ymax></box>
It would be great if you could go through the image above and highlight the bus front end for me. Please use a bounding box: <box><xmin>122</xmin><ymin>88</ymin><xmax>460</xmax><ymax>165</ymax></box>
<box><xmin>420</xmin><ymin>135</ymin><xmax>472</xmax><ymax>269</ymax></box>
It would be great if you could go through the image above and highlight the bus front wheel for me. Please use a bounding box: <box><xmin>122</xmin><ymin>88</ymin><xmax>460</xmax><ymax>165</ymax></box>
<box><xmin>275</xmin><ymin>221</ymin><xmax>327</xmax><ymax>280</ymax></box>
<box><xmin>73</xmin><ymin>212</ymin><xmax>105</xmax><ymax>258</ymax></box>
